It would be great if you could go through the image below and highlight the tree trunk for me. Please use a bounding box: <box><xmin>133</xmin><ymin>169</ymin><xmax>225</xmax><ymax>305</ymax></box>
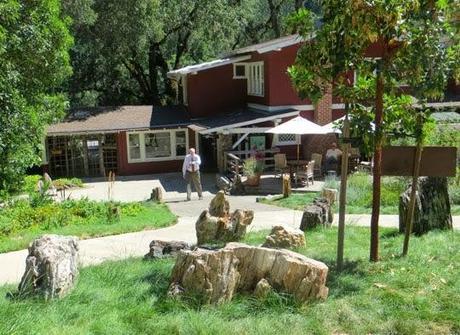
<box><xmin>370</xmin><ymin>60</ymin><xmax>384</xmax><ymax>262</ymax></box>
<box><xmin>399</xmin><ymin>177</ymin><xmax>453</xmax><ymax>236</ymax></box>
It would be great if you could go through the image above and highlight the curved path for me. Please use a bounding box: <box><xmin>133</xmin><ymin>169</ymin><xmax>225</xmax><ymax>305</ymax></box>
<box><xmin>1</xmin><ymin>174</ymin><xmax>459</xmax><ymax>286</ymax></box>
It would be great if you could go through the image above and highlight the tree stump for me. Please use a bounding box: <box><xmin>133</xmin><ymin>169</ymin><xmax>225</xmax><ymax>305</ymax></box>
<box><xmin>399</xmin><ymin>177</ymin><xmax>453</xmax><ymax>235</ymax></box>
<box><xmin>150</xmin><ymin>187</ymin><xmax>163</xmax><ymax>202</ymax></box>
<box><xmin>262</xmin><ymin>225</ymin><xmax>306</xmax><ymax>249</ymax></box>
<box><xmin>18</xmin><ymin>235</ymin><xmax>79</xmax><ymax>299</ymax></box>
<box><xmin>282</xmin><ymin>174</ymin><xmax>291</xmax><ymax>198</ymax></box>
<box><xmin>322</xmin><ymin>188</ymin><xmax>338</xmax><ymax>205</ymax></box>
<box><xmin>300</xmin><ymin>198</ymin><xmax>333</xmax><ymax>231</ymax></box>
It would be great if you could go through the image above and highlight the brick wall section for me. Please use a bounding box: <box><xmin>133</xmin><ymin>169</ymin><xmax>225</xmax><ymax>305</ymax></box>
<box><xmin>314</xmin><ymin>86</ymin><xmax>333</xmax><ymax>126</ymax></box>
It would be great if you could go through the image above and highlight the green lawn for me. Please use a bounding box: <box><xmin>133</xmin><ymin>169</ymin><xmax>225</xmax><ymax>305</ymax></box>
<box><xmin>260</xmin><ymin>172</ymin><xmax>460</xmax><ymax>215</ymax></box>
<box><xmin>0</xmin><ymin>200</ymin><xmax>176</xmax><ymax>253</ymax></box>
<box><xmin>1</xmin><ymin>227</ymin><xmax>458</xmax><ymax>335</ymax></box>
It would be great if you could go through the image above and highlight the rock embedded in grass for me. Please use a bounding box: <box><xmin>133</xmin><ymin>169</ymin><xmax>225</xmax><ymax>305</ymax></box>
<box><xmin>262</xmin><ymin>225</ymin><xmax>306</xmax><ymax>249</ymax></box>
<box><xmin>18</xmin><ymin>234</ymin><xmax>79</xmax><ymax>300</ymax></box>
<box><xmin>144</xmin><ymin>240</ymin><xmax>191</xmax><ymax>259</ymax></box>
<box><xmin>168</xmin><ymin>242</ymin><xmax>328</xmax><ymax>304</ymax></box>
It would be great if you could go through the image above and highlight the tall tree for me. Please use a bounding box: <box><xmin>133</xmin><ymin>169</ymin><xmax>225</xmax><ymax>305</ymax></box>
<box><xmin>289</xmin><ymin>0</ymin><xmax>458</xmax><ymax>261</ymax></box>
<box><xmin>0</xmin><ymin>0</ymin><xmax>72</xmax><ymax>195</ymax></box>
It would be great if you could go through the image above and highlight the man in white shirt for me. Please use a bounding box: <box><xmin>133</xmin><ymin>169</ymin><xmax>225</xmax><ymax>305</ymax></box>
<box><xmin>182</xmin><ymin>148</ymin><xmax>203</xmax><ymax>201</ymax></box>
<box><xmin>325</xmin><ymin>142</ymin><xmax>342</xmax><ymax>173</ymax></box>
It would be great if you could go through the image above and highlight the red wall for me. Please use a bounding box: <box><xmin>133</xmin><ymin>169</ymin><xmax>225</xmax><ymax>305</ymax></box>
<box><xmin>187</xmin><ymin>64</ymin><xmax>246</xmax><ymax>118</ymax></box>
<box><xmin>116</xmin><ymin>131</ymin><xmax>196</xmax><ymax>175</ymax></box>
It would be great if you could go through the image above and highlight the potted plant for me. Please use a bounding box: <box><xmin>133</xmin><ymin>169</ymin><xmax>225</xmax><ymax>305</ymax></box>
<box><xmin>243</xmin><ymin>157</ymin><xmax>264</xmax><ymax>186</ymax></box>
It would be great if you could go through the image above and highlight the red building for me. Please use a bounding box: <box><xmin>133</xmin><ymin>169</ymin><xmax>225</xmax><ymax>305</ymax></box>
<box><xmin>43</xmin><ymin>34</ymin><xmax>459</xmax><ymax>177</ymax></box>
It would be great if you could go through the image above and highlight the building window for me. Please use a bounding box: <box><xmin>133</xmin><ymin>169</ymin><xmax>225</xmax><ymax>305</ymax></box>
<box><xmin>127</xmin><ymin>129</ymin><xmax>188</xmax><ymax>163</ymax></box>
<box><xmin>175</xmin><ymin>130</ymin><xmax>187</xmax><ymax>156</ymax></box>
<box><xmin>275</xmin><ymin>134</ymin><xmax>299</xmax><ymax>146</ymax></box>
<box><xmin>145</xmin><ymin>132</ymin><xmax>171</xmax><ymax>158</ymax></box>
<box><xmin>128</xmin><ymin>133</ymin><xmax>141</xmax><ymax>160</ymax></box>
<box><xmin>233</xmin><ymin>63</ymin><xmax>247</xmax><ymax>79</ymax></box>
<box><xmin>247</xmin><ymin>62</ymin><xmax>264</xmax><ymax>97</ymax></box>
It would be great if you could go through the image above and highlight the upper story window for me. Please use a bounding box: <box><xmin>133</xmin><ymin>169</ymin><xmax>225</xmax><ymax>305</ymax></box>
<box><xmin>233</xmin><ymin>61</ymin><xmax>265</xmax><ymax>97</ymax></box>
<box><xmin>247</xmin><ymin>62</ymin><xmax>264</xmax><ymax>97</ymax></box>
<box><xmin>127</xmin><ymin>129</ymin><xmax>188</xmax><ymax>163</ymax></box>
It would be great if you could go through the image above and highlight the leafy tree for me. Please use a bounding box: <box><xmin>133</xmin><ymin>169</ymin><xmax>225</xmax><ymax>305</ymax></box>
<box><xmin>0</xmin><ymin>0</ymin><xmax>73</xmax><ymax>196</ymax></box>
<box><xmin>289</xmin><ymin>0</ymin><xmax>458</xmax><ymax>261</ymax></box>
<box><xmin>63</xmin><ymin>0</ymin><xmax>306</xmax><ymax>107</ymax></box>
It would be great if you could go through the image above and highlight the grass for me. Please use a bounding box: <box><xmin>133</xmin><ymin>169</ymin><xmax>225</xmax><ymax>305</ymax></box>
<box><xmin>0</xmin><ymin>227</ymin><xmax>458</xmax><ymax>335</ymax></box>
<box><xmin>261</xmin><ymin>172</ymin><xmax>460</xmax><ymax>215</ymax></box>
<box><xmin>0</xmin><ymin>200</ymin><xmax>176</xmax><ymax>253</ymax></box>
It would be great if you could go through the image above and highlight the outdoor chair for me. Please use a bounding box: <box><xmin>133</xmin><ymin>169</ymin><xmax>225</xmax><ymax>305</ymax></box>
<box><xmin>296</xmin><ymin>160</ymin><xmax>315</xmax><ymax>186</ymax></box>
<box><xmin>274</xmin><ymin>153</ymin><xmax>288</xmax><ymax>177</ymax></box>
<box><xmin>311</xmin><ymin>153</ymin><xmax>322</xmax><ymax>177</ymax></box>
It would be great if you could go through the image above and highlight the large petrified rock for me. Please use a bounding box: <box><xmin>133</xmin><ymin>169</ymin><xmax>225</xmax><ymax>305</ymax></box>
<box><xmin>18</xmin><ymin>235</ymin><xmax>79</xmax><ymax>299</ymax></box>
<box><xmin>196</xmin><ymin>192</ymin><xmax>254</xmax><ymax>245</ymax></box>
<box><xmin>300</xmin><ymin>198</ymin><xmax>333</xmax><ymax>231</ymax></box>
<box><xmin>208</xmin><ymin>190</ymin><xmax>230</xmax><ymax>217</ymax></box>
<box><xmin>322</xmin><ymin>188</ymin><xmax>338</xmax><ymax>205</ymax></box>
<box><xmin>262</xmin><ymin>225</ymin><xmax>306</xmax><ymax>249</ymax></box>
<box><xmin>168</xmin><ymin>242</ymin><xmax>329</xmax><ymax>304</ymax></box>
<box><xmin>144</xmin><ymin>240</ymin><xmax>191</xmax><ymax>259</ymax></box>
<box><xmin>399</xmin><ymin>177</ymin><xmax>453</xmax><ymax>235</ymax></box>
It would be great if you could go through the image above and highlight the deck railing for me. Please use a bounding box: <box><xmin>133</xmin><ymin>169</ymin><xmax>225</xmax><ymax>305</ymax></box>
<box><xmin>225</xmin><ymin>148</ymin><xmax>280</xmax><ymax>177</ymax></box>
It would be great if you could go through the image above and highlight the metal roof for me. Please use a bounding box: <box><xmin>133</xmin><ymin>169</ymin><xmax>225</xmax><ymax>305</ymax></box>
<box><xmin>193</xmin><ymin>107</ymin><xmax>300</xmax><ymax>134</ymax></box>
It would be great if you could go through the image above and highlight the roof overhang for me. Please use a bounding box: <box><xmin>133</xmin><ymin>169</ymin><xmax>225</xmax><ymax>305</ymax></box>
<box><xmin>198</xmin><ymin>110</ymin><xmax>300</xmax><ymax>135</ymax></box>
<box><xmin>167</xmin><ymin>55</ymin><xmax>252</xmax><ymax>79</ymax></box>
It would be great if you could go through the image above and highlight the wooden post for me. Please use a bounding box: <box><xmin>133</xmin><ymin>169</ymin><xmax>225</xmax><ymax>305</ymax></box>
<box><xmin>64</xmin><ymin>137</ymin><xmax>70</xmax><ymax>177</ymax></box>
<box><xmin>337</xmin><ymin>109</ymin><xmax>350</xmax><ymax>271</ymax></box>
<box><xmin>402</xmin><ymin>141</ymin><xmax>423</xmax><ymax>256</ymax></box>
<box><xmin>99</xmin><ymin>135</ymin><xmax>105</xmax><ymax>177</ymax></box>
<box><xmin>82</xmin><ymin>136</ymin><xmax>89</xmax><ymax>176</ymax></box>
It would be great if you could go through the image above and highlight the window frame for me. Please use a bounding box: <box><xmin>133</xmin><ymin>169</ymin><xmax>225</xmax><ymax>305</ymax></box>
<box><xmin>127</xmin><ymin>128</ymin><xmax>189</xmax><ymax>163</ymax></box>
<box><xmin>247</xmin><ymin>61</ymin><xmax>264</xmax><ymax>97</ymax></box>
<box><xmin>273</xmin><ymin>134</ymin><xmax>300</xmax><ymax>146</ymax></box>
<box><xmin>233</xmin><ymin>63</ymin><xmax>247</xmax><ymax>79</ymax></box>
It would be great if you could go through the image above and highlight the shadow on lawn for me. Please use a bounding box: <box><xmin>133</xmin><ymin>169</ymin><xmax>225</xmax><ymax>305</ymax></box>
<box><xmin>320</xmin><ymin>259</ymin><xmax>367</xmax><ymax>298</ymax></box>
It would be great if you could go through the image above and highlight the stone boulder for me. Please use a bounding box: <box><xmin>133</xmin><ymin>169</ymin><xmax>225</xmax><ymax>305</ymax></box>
<box><xmin>168</xmin><ymin>242</ymin><xmax>329</xmax><ymax>304</ymax></box>
<box><xmin>262</xmin><ymin>225</ymin><xmax>306</xmax><ymax>249</ymax></box>
<box><xmin>18</xmin><ymin>235</ymin><xmax>79</xmax><ymax>299</ymax></box>
<box><xmin>300</xmin><ymin>198</ymin><xmax>333</xmax><ymax>231</ymax></box>
<box><xmin>144</xmin><ymin>240</ymin><xmax>191</xmax><ymax>259</ymax></box>
<box><xmin>399</xmin><ymin>177</ymin><xmax>453</xmax><ymax>235</ymax></box>
<box><xmin>196</xmin><ymin>192</ymin><xmax>254</xmax><ymax>245</ymax></box>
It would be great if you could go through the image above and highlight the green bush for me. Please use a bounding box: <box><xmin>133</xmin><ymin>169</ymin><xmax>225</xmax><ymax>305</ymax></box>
<box><xmin>346</xmin><ymin>172</ymin><xmax>408</xmax><ymax>210</ymax></box>
<box><xmin>0</xmin><ymin>198</ymin><xmax>148</xmax><ymax>238</ymax></box>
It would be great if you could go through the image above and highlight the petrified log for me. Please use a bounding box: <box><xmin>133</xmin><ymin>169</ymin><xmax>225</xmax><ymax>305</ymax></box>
<box><xmin>399</xmin><ymin>177</ymin><xmax>453</xmax><ymax>235</ymax></box>
<box><xmin>196</xmin><ymin>192</ymin><xmax>254</xmax><ymax>245</ymax></box>
<box><xmin>18</xmin><ymin>235</ymin><xmax>79</xmax><ymax>299</ymax></box>
<box><xmin>195</xmin><ymin>209</ymin><xmax>254</xmax><ymax>245</ymax></box>
<box><xmin>168</xmin><ymin>242</ymin><xmax>329</xmax><ymax>304</ymax></box>
<box><xmin>144</xmin><ymin>240</ymin><xmax>191</xmax><ymax>259</ymax></box>
<box><xmin>209</xmin><ymin>190</ymin><xmax>230</xmax><ymax>217</ymax></box>
<box><xmin>262</xmin><ymin>225</ymin><xmax>306</xmax><ymax>249</ymax></box>
<box><xmin>322</xmin><ymin>188</ymin><xmax>338</xmax><ymax>205</ymax></box>
<box><xmin>300</xmin><ymin>198</ymin><xmax>333</xmax><ymax>231</ymax></box>
<box><xmin>150</xmin><ymin>187</ymin><xmax>163</xmax><ymax>202</ymax></box>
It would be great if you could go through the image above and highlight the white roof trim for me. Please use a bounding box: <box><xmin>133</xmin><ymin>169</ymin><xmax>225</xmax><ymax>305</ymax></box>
<box><xmin>168</xmin><ymin>55</ymin><xmax>251</xmax><ymax>78</ymax></box>
<box><xmin>199</xmin><ymin>110</ymin><xmax>300</xmax><ymax>135</ymax></box>
<box><xmin>224</xmin><ymin>34</ymin><xmax>309</xmax><ymax>56</ymax></box>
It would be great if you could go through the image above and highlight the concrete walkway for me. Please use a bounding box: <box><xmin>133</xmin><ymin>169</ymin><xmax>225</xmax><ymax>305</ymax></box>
<box><xmin>1</xmin><ymin>175</ymin><xmax>459</xmax><ymax>286</ymax></box>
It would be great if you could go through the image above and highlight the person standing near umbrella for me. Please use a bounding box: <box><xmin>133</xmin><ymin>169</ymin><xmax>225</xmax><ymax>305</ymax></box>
<box><xmin>325</xmin><ymin>142</ymin><xmax>342</xmax><ymax>173</ymax></box>
<box><xmin>182</xmin><ymin>148</ymin><xmax>203</xmax><ymax>201</ymax></box>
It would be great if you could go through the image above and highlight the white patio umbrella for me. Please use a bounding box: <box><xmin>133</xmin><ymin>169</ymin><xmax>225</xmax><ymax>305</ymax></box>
<box><xmin>323</xmin><ymin>115</ymin><xmax>376</xmax><ymax>134</ymax></box>
<box><xmin>266</xmin><ymin>116</ymin><xmax>330</xmax><ymax>162</ymax></box>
